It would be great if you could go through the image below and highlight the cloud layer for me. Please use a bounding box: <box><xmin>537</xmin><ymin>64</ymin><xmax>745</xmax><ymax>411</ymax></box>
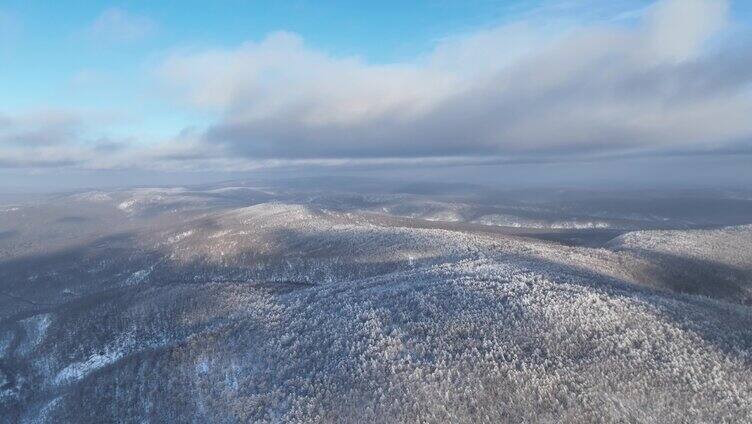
<box><xmin>86</xmin><ymin>7</ymin><xmax>156</xmax><ymax>43</ymax></box>
<box><xmin>155</xmin><ymin>0</ymin><xmax>751</xmax><ymax>164</ymax></box>
<box><xmin>1</xmin><ymin>0</ymin><xmax>751</xmax><ymax>174</ymax></box>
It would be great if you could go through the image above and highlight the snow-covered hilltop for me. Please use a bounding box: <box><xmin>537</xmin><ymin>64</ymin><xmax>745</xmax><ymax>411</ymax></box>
<box><xmin>1</xmin><ymin>182</ymin><xmax>752</xmax><ymax>423</ymax></box>
<box><xmin>608</xmin><ymin>226</ymin><xmax>752</xmax><ymax>304</ymax></box>
<box><xmin>610</xmin><ymin>225</ymin><xmax>752</xmax><ymax>270</ymax></box>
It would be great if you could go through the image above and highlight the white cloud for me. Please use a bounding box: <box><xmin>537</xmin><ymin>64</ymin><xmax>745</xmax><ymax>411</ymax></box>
<box><xmin>0</xmin><ymin>110</ymin><xmax>82</xmax><ymax>147</ymax></box>
<box><xmin>0</xmin><ymin>110</ymin><xmax>138</xmax><ymax>169</ymax></box>
<box><xmin>2</xmin><ymin>0</ymin><xmax>751</xmax><ymax>174</ymax></box>
<box><xmin>155</xmin><ymin>0</ymin><xmax>751</xmax><ymax>162</ymax></box>
<box><xmin>87</xmin><ymin>8</ymin><xmax>155</xmax><ymax>43</ymax></box>
<box><xmin>159</xmin><ymin>31</ymin><xmax>459</xmax><ymax>125</ymax></box>
<box><xmin>645</xmin><ymin>0</ymin><xmax>728</xmax><ymax>62</ymax></box>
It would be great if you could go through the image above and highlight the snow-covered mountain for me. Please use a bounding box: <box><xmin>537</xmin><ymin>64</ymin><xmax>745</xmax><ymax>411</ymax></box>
<box><xmin>1</xmin><ymin>182</ymin><xmax>752</xmax><ymax>422</ymax></box>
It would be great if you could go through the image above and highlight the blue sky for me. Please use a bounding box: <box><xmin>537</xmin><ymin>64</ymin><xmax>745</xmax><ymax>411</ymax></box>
<box><xmin>0</xmin><ymin>1</ymin><xmax>653</xmax><ymax>110</ymax></box>
<box><xmin>1</xmin><ymin>0</ymin><xmax>751</xmax><ymax>189</ymax></box>
<box><xmin>3</xmin><ymin>1</ymin><xmax>542</xmax><ymax>140</ymax></box>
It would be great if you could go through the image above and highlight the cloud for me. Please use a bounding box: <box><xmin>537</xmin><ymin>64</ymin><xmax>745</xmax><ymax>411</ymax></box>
<box><xmin>0</xmin><ymin>110</ymin><xmax>137</xmax><ymax>170</ymax></box>
<box><xmin>157</xmin><ymin>0</ymin><xmax>752</xmax><ymax>162</ymax></box>
<box><xmin>3</xmin><ymin>0</ymin><xmax>751</xmax><ymax>176</ymax></box>
<box><xmin>0</xmin><ymin>110</ymin><xmax>83</xmax><ymax>147</ymax></box>
<box><xmin>645</xmin><ymin>0</ymin><xmax>728</xmax><ymax>61</ymax></box>
<box><xmin>87</xmin><ymin>8</ymin><xmax>155</xmax><ymax>43</ymax></box>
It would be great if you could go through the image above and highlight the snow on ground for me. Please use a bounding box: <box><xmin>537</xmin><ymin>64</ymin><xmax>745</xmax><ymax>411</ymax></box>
<box><xmin>167</xmin><ymin>230</ymin><xmax>195</xmax><ymax>244</ymax></box>
<box><xmin>374</xmin><ymin>200</ymin><xmax>466</xmax><ymax>223</ymax></box>
<box><xmin>115</xmin><ymin>187</ymin><xmax>203</xmax><ymax>214</ymax></box>
<box><xmin>609</xmin><ymin>225</ymin><xmax>752</xmax><ymax>268</ymax></box>
<box><xmin>21</xmin><ymin>396</ymin><xmax>62</xmax><ymax>424</ymax></box>
<box><xmin>40</xmin><ymin>256</ymin><xmax>752</xmax><ymax>422</ymax></box>
<box><xmin>52</xmin><ymin>332</ymin><xmax>167</xmax><ymax>387</ymax></box>
<box><xmin>69</xmin><ymin>192</ymin><xmax>113</xmax><ymax>203</ymax></box>
<box><xmin>17</xmin><ymin>314</ymin><xmax>52</xmax><ymax>356</ymax></box>
<box><xmin>599</xmin><ymin>225</ymin><xmax>752</xmax><ymax>304</ymax></box>
<box><xmin>0</xmin><ymin>330</ymin><xmax>13</xmax><ymax>357</ymax></box>
<box><xmin>474</xmin><ymin>213</ymin><xmax>611</xmax><ymax>229</ymax></box>
<box><xmin>153</xmin><ymin>203</ymin><xmax>717</xmax><ymax>295</ymax></box>
<box><xmin>54</xmin><ymin>348</ymin><xmax>126</xmax><ymax>386</ymax></box>
<box><xmin>157</xmin><ymin>202</ymin><xmax>507</xmax><ymax>282</ymax></box>
<box><xmin>124</xmin><ymin>268</ymin><xmax>152</xmax><ymax>286</ymax></box>
<box><xmin>422</xmin><ymin>210</ymin><xmax>463</xmax><ymax>222</ymax></box>
<box><xmin>207</xmin><ymin>186</ymin><xmax>272</xmax><ymax>195</ymax></box>
<box><xmin>4</xmin><ymin>195</ymin><xmax>752</xmax><ymax>422</ymax></box>
<box><xmin>117</xmin><ymin>199</ymin><xmax>138</xmax><ymax>212</ymax></box>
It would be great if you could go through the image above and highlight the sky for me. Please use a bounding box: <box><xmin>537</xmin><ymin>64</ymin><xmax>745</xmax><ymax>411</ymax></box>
<box><xmin>1</xmin><ymin>0</ymin><xmax>751</xmax><ymax>191</ymax></box>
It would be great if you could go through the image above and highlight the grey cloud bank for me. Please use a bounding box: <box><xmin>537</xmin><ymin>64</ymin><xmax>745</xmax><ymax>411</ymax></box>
<box><xmin>159</xmin><ymin>0</ymin><xmax>752</xmax><ymax>163</ymax></box>
<box><xmin>1</xmin><ymin>0</ymin><xmax>751</xmax><ymax>188</ymax></box>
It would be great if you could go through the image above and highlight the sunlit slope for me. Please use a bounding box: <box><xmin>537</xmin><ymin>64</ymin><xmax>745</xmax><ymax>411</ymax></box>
<box><xmin>2</xmin><ymin>202</ymin><xmax>752</xmax><ymax>422</ymax></box>
<box><xmin>607</xmin><ymin>226</ymin><xmax>752</xmax><ymax>304</ymax></box>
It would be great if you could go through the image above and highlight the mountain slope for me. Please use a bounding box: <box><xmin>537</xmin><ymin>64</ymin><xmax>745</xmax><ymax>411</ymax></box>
<box><xmin>2</xmin><ymin>189</ymin><xmax>752</xmax><ymax>423</ymax></box>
